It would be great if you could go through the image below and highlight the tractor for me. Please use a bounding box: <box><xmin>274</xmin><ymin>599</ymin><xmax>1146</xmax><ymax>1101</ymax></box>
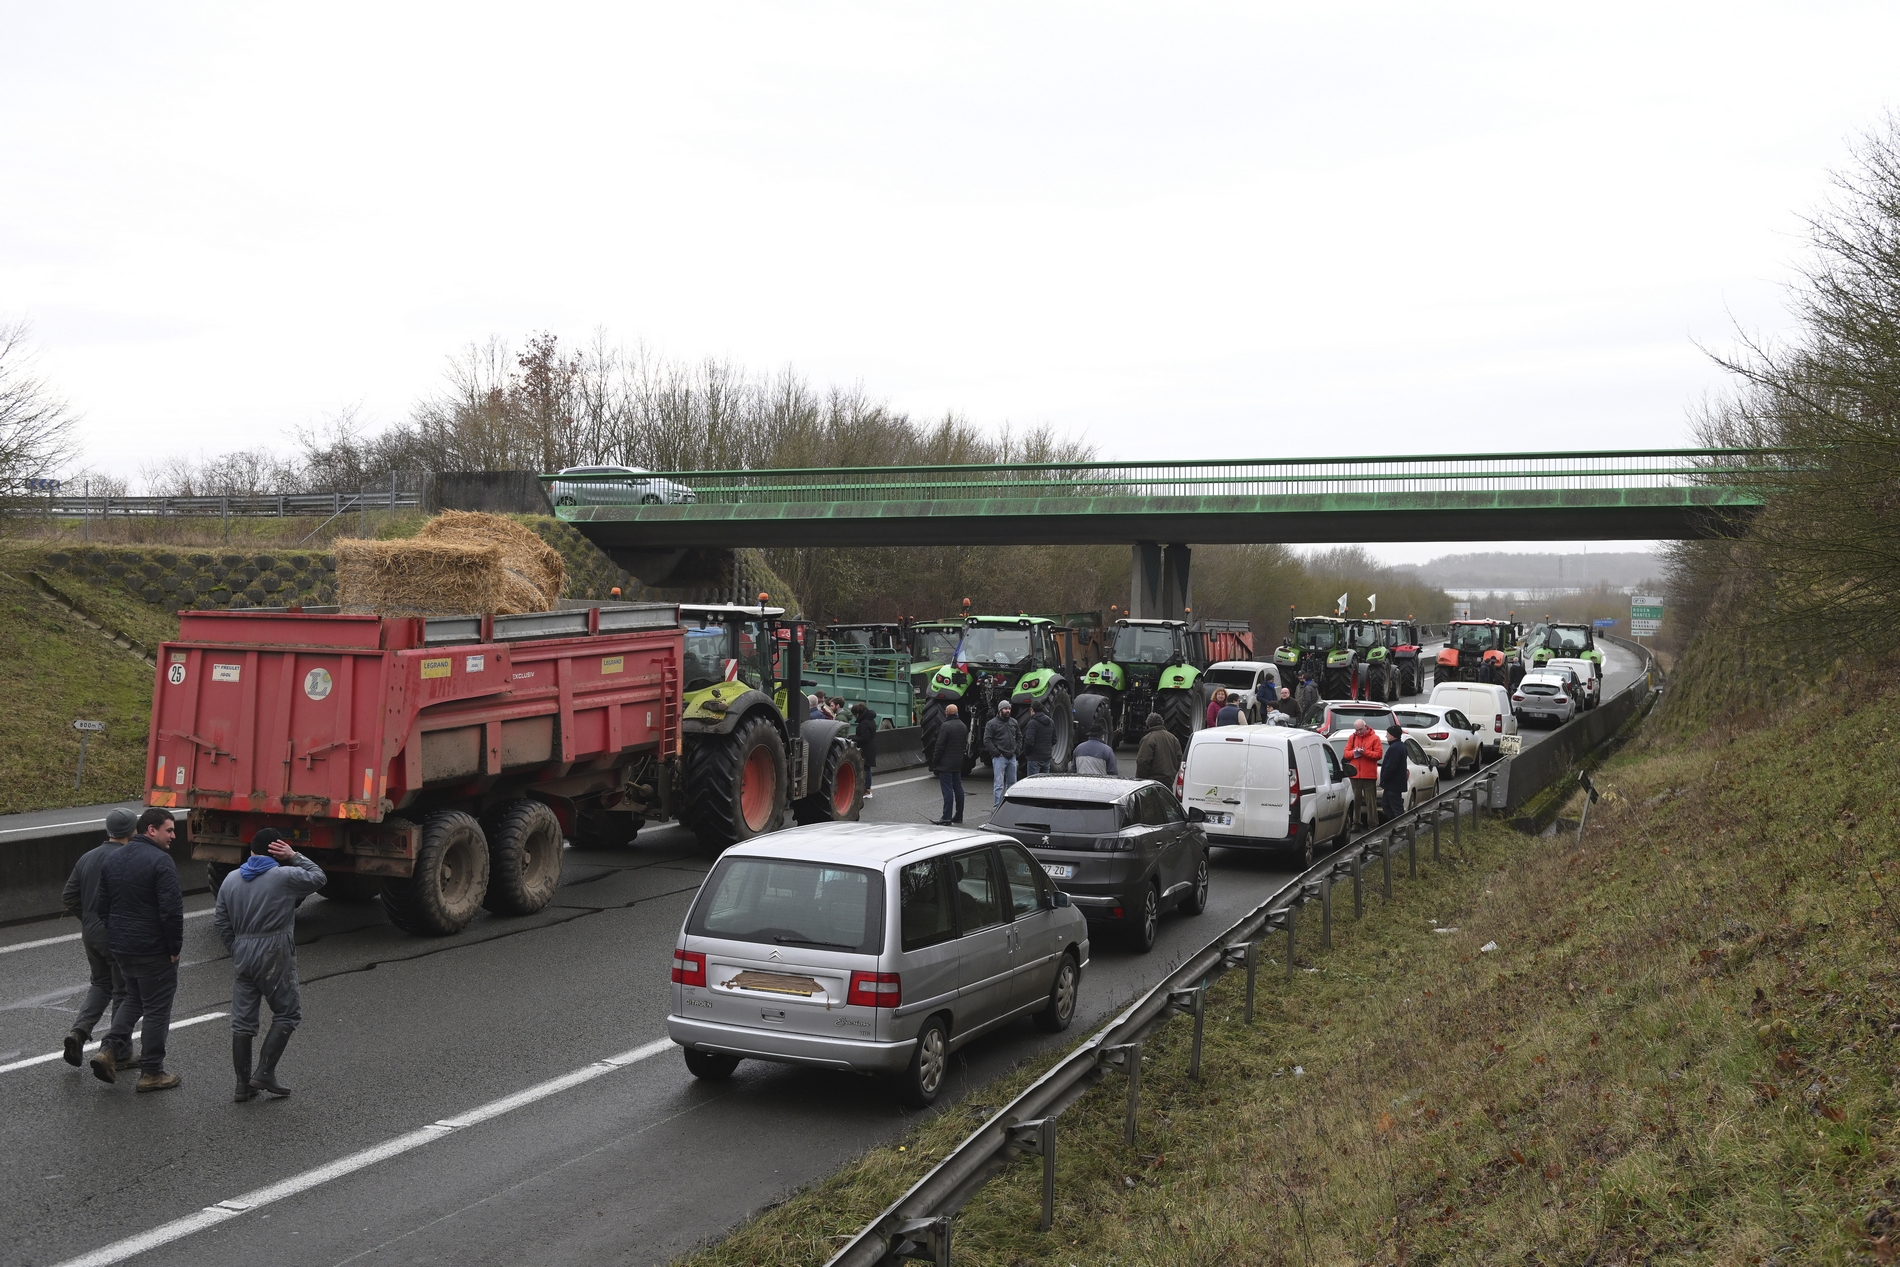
<box><xmin>1377</xmin><ymin>619</ymin><xmax>1426</xmax><ymax>694</ymax></box>
<box><xmin>1343</xmin><ymin>619</ymin><xmax>1397</xmax><ymax>702</ymax></box>
<box><xmin>904</xmin><ymin>619</ymin><xmax>965</xmax><ymax>706</ymax></box>
<box><xmin>1435</xmin><ymin>619</ymin><xmax>1527</xmax><ymax>689</ymax></box>
<box><xmin>1273</xmin><ymin>617</ymin><xmax>1357</xmax><ymax>700</ymax></box>
<box><xmin>1527</xmin><ymin>621</ymin><xmax>1604</xmax><ymax>671</ymax></box>
<box><xmin>1077</xmin><ymin>618</ymin><xmax>1214</xmax><ymax>748</ymax></box>
<box><xmin>919</xmin><ymin>616</ymin><xmax>1077</xmax><ymax>773</ymax></box>
<box><xmin>675</xmin><ymin>603</ymin><xmax>865</xmax><ymax>850</ymax></box>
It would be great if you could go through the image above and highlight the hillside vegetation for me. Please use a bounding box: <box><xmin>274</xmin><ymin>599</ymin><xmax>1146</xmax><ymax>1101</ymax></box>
<box><xmin>678</xmin><ymin>679</ymin><xmax>1900</xmax><ymax>1266</ymax></box>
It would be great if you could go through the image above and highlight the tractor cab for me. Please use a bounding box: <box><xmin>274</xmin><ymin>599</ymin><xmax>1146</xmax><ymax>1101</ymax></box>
<box><xmin>922</xmin><ymin>616</ymin><xmax>1076</xmax><ymax>773</ymax></box>
<box><xmin>1532</xmin><ymin>622</ymin><xmax>1602</xmax><ymax>667</ymax></box>
<box><xmin>679</xmin><ymin>604</ymin><xmax>789</xmax><ymax>715</ymax></box>
<box><xmin>1437</xmin><ymin>619</ymin><xmax>1525</xmax><ymax>686</ymax></box>
<box><xmin>1275</xmin><ymin>617</ymin><xmax>1356</xmax><ymax>698</ymax></box>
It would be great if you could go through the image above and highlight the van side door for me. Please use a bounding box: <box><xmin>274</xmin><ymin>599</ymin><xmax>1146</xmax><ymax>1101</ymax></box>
<box><xmin>895</xmin><ymin>857</ymin><xmax>961</xmax><ymax>1042</ymax></box>
<box><xmin>1317</xmin><ymin>742</ymin><xmax>1352</xmax><ymax>842</ymax></box>
<box><xmin>997</xmin><ymin>842</ymin><xmax>1060</xmax><ymax>1009</ymax></box>
<box><xmin>949</xmin><ymin>846</ymin><xmax>1015</xmax><ymax>1032</ymax></box>
<box><xmin>1139</xmin><ymin>786</ymin><xmax>1187</xmax><ymax>896</ymax></box>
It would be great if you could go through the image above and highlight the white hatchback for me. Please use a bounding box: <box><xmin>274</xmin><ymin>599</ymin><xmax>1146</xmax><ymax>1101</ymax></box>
<box><xmin>1546</xmin><ymin>656</ymin><xmax>1601</xmax><ymax>708</ymax></box>
<box><xmin>1389</xmin><ymin>704</ymin><xmax>1482</xmax><ymax>777</ymax></box>
<box><xmin>1513</xmin><ymin>672</ymin><xmax>1577</xmax><ymax>726</ymax></box>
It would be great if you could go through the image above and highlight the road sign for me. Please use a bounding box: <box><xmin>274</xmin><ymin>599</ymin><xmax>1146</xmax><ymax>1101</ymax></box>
<box><xmin>1592</xmin><ymin>618</ymin><xmax>1617</xmax><ymax>628</ymax></box>
<box><xmin>1630</xmin><ymin>595</ymin><xmax>1663</xmax><ymax>636</ymax></box>
<box><xmin>72</xmin><ymin>719</ymin><xmax>106</xmax><ymax>732</ymax></box>
<box><xmin>71</xmin><ymin>719</ymin><xmax>104</xmax><ymax>789</ymax></box>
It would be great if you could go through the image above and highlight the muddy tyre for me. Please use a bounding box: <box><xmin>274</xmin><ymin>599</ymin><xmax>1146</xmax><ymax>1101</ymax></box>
<box><xmin>682</xmin><ymin>713</ymin><xmax>787</xmax><ymax>851</ymax></box>
<box><xmin>794</xmin><ymin>739</ymin><xmax>866</xmax><ymax>824</ymax></box>
<box><xmin>381</xmin><ymin>811</ymin><xmax>488</xmax><ymax>936</ymax></box>
<box><xmin>1045</xmin><ymin>684</ymin><xmax>1075</xmax><ymax>770</ymax></box>
<box><xmin>1158</xmin><ymin>685</ymin><xmax>1201</xmax><ymax>744</ymax></box>
<box><xmin>919</xmin><ymin>697</ymin><xmax>962</xmax><ymax>772</ymax></box>
<box><xmin>480</xmin><ymin>799</ymin><xmax>564</xmax><ymax>916</ymax></box>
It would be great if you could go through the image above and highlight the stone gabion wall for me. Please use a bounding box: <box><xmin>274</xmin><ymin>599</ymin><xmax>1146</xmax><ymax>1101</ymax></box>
<box><xmin>37</xmin><ymin>549</ymin><xmax>336</xmax><ymax>613</ymax></box>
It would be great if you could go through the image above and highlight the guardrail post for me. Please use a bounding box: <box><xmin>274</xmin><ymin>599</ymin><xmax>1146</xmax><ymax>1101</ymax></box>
<box><xmin>1382</xmin><ymin>836</ymin><xmax>1393</xmax><ymax>901</ymax></box>
<box><xmin>1167</xmin><ymin>987</ymin><xmax>1207</xmax><ymax>1080</ymax></box>
<box><xmin>1243</xmin><ymin>942</ymin><xmax>1259</xmax><ymax>1024</ymax></box>
<box><xmin>1284</xmin><ymin>906</ymin><xmax>1296</xmax><ymax>978</ymax></box>
<box><xmin>1006</xmin><ymin>1118</ymin><xmax>1057</xmax><ymax>1233</ymax></box>
<box><xmin>1103</xmin><ymin>1043</ymin><xmax>1142</xmax><ymax>1145</ymax></box>
<box><xmin>1352</xmin><ymin>851</ymin><xmax>1363</xmax><ymax>919</ymax></box>
<box><xmin>1321</xmin><ymin>875</ymin><xmax>1332</xmax><ymax>949</ymax></box>
<box><xmin>1431</xmin><ymin>806</ymin><xmax>1441</xmax><ymax>861</ymax></box>
<box><xmin>890</xmin><ymin>1216</ymin><xmax>952</xmax><ymax>1266</ymax></box>
<box><xmin>1452</xmin><ymin>793</ymin><xmax>1462</xmax><ymax>849</ymax></box>
<box><xmin>1407</xmin><ymin>822</ymin><xmax>1417</xmax><ymax>879</ymax></box>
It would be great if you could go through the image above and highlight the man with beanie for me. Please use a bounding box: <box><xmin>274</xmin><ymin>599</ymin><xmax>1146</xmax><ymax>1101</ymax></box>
<box><xmin>93</xmin><ymin>808</ymin><xmax>184</xmax><ymax>1090</ymax></box>
<box><xmin>1135</xmin><ymin>712</ymin><xmax>1182</xmax><ymax>783</ymax></box>
<box><xmin>1379</xmin><ymin>724</ymin><xmax>1410</xmax><ymax>823</ymax></box>
<box><xmin>1020</xmin><ymin>699</ymin><xmax>1056</xmax><ymax>777</ymax></box>
<box><xmin>59</xmin><ymin>807</ymin><xmax>140</xmax><ymax>1070</ymax></box>
<box><xmin>983</xmin><ymin>700</ymin><xmax>1020</xmax><ymax>808</ymax></box>
<box><xmin>213</xmin><ymin>828</ymin><xmax>326</xmax><ymax>1101</ymax></box>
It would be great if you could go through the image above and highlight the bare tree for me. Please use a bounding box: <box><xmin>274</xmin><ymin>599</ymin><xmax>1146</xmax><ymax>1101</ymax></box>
<box><xmin>0</xmin><ymin>319</ymin><xmax>79</xmax><ymax>521</ymax></box>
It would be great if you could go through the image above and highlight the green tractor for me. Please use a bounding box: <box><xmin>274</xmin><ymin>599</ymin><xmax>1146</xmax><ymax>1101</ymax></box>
<box><xmin>1343</xmin><ymin>619</ymin><xmax>1398</xmax><ymax>702</ymax></box>
<box><xmin>1273</xmin><ymin>617</ymin><xmax>1358</xmax><ymax>700</ymax></box>
<box><xmin>675</xmin><ymin>604</ymin><xmax>866</xmax><ymax>850</ymax></box>
<box><xmin>919</xmin><ymin>616</ymin><xmax>1077</xmax><ymax>773</ymax></box>
<box><xmin>904</xmin><ymin>619</ymin><xmax>965</xmax><ymax>711</ymax></box>
<box><xmin>1527</xmin><ymin>621</ymin><xmax>1604</xmax><ymax>671</ymax></box>
<box><xmin>1076</xmin><ymin>618</ymin><xmax>1211</xmax><ymax>748</ymax></box>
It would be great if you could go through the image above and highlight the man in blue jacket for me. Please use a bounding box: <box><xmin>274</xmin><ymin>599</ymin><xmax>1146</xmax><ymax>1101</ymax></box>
<box><xmin>214</xmin><ymin>828</ymin><xmax>326</xmax><ymax>1100</ymax></box>
<box><xmin>92</xmin><ymin>808</ymin><xmax>185</xmax><ymax>1091</ymax></box>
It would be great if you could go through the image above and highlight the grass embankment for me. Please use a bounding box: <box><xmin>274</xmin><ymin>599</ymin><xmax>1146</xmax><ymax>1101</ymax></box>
<box><xmin>680</xmin><ymin>686</ymin><xmax>1900</xmax><ymax>1266</ymax></box>
<box><xmin>0</xmin><ymin>558</ymin><xmax>162</xmax><ymax>813</ymax></box>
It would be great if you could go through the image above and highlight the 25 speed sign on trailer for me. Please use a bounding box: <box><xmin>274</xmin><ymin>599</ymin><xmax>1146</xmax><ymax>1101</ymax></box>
<box><xmin>1631</xmin><ymin>596</ymin><xmax>1664</xmax><ymax>636</ymax></box>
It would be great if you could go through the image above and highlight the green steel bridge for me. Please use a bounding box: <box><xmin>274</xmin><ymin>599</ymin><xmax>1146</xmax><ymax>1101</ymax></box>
<box><xmin>545</xmin><ymin>448</ymin><xmax>1769</xmax><ymax>611</ymax></box>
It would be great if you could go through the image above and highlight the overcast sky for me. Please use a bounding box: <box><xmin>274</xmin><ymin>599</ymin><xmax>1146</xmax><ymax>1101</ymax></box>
<box><xmin>4</xmin><ymin>3</ymin><xmax>1897</xmax><ymax>565</ymax></box>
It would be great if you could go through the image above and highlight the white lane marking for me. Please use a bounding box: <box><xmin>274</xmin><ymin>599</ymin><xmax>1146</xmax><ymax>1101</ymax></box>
<box><xmin>48</xmin><ymin>1036</ymin><xmax>677</xmax><ymax>1267</ymax></box>
<box><xmin>0</xmin><ymin>808</ymin><xmax>187</xmax><ymax>839</ymax></box>
<box><xmin>874</xmin><ymin>772</ymin><xmax>933</xmax><ymax>789</ymax></box>
<box><xmin>0</xmin><ymin>1011</ymin><xmax>229</xmax><ymax>1074</ymax></box>
<box><xmin>1</xmin><ymin>908</ymin><xmax>215</xmax><ymax>956</ymax></box>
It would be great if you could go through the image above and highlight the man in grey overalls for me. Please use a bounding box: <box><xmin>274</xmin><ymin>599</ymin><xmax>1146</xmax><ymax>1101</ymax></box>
<box><xmin>213</xmin><ymin>828</ymin><xmax>325</xmax><ymax>1101</ymax></box>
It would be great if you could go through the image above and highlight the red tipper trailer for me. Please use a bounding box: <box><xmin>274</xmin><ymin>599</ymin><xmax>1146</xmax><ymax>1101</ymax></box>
<box><xmin>148</xmin><ymin>602</ymin><xmax>682</xmax><ymax>934</ymax></box>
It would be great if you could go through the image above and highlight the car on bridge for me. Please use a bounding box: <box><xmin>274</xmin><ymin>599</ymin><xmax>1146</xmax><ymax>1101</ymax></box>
<box><xmin>548</xmin><ymin>464</ymin><xmax>697</xmax><ymax>507</ymax></box>
<box><xmin>667</xmin><ymin>823</ymin><xmax>1088</xmax><ymax>1108</ymax></box>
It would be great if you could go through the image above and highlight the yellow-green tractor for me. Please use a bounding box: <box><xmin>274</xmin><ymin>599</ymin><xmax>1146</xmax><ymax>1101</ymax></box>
<box><xmin>675</xmin><ymin>604</ymin><xmax>865</xmax><ymax>850</ymax></box>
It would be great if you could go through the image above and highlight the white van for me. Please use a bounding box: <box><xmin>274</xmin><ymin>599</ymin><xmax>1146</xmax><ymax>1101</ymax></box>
<box><xmin>1547</xmin><ymin>656</ymin><xmax>1600</xmax><ymax>708</ymax></box>
<box><xmin>1428</xmin><ymin>681</ymin><xmax>1517</xmax><ymax>759</ymax></box>
<box><xmin>1180</xmin><ymin>725</ymin><xmax>1353</xmax><ymax>866</ymax></box>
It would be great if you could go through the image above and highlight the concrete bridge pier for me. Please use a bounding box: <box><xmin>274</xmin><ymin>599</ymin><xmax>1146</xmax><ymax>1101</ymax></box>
<box><xmin>1129</xmin><ymin>541</ymin><xmax>1192</xmax><ymax>621</ymax></box>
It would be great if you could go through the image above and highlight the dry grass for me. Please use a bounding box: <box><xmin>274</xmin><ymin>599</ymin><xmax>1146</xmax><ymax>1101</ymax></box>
<box><xmin>677</xmin><ymin>685</ymin><xmax>1900</xmax><ymax>1266</ymax></box>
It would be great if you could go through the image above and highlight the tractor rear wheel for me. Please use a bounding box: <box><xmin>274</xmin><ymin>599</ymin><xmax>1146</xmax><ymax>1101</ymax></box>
<box><xmin>381</xmin><ymin>812</ymin><xmax>488</xmax><ymax>936</ymax></box>
<box><xmin>1071</xmin><ymin>692</ymin><xmax>1114</xmax><ymax>750</ymax></box>
<box><xmin>919</xmin><ymin>697</ymin><xmax>957</xmax><ymax>772</ymax></box>
<box><xmin>682</xmin><ymin>713</ymin><xmax>787</xmax><ymax>851</ymax></box>
<box><xmin>1158</xmin><ymin>686</ymin><xmax>1202</xmax><ymax>745</ymax></box>
<box><xmin>480</xmin><ymin>799</ymin><xmax>564</xmax><ymax>916</ymax></box>
<box><xmin>1046</xmin><ymin>685</ymin><xmax>1074</xmax><ymax>770</ymax></box>
<box><xmin>794</xmin><ymin>739</ymin><xmax>866</xmax><ymax>824</ymax></box>
<box><xmin>1322</xmin><ymin>667</ymin><xmax>1352</xmax><ymax>699</ymax></box>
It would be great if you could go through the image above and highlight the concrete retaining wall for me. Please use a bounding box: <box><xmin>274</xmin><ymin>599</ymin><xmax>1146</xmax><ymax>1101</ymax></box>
<box><xmin>1</xmin><ymin>812</ymin><xmax>201</xmax><ymax>928</ymax></box>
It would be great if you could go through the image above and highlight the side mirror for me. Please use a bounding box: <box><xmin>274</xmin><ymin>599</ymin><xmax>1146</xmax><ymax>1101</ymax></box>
<box><xmin>1187</xmin><ymin>806</ymin><xmax>1207</xmax><ymax>823</ymax></box>
<box><xmin>1045</xmin><ymin>890</ymin><xmax>1071</xmax><ymax>908</ymax></box>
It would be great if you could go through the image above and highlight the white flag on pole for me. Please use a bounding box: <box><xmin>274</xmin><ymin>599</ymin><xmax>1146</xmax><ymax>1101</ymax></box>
<box><xmin>1335</xmin><ymin>592</ymin><xmax>1348</xmax><ymax>615</ymax></box>
<box><xmin>1368</xmin><ymin>593</ymin><xmax>1377</xmax><ymax>613</ymax></box>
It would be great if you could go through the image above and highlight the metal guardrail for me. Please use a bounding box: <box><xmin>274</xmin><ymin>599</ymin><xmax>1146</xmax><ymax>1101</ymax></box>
<box><xmin>12</xmin><ymin>490</ymin><xmax>424</xmax><ymax>518</ymax></box>
<box><xmin>824</xmin><ymin>640</ymin><xmax>1659</xmax><ymax>1267</ymax></box>
<box><xmin>542</xmin><ymin>448</ymin><xmax>1780</xmax><ymax>507</ymax></box>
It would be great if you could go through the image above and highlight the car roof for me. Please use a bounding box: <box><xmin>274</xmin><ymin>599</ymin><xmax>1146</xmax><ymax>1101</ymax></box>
<box><xmin>558</xmin><ymin>464</ymin><xmax>638</xmax><ymax>474</ymax></box>
<box><xmin>679</xmin><ymin>604</ymin><xmax>788</xmax><ymax>618</ymax></box>
<box><xmin>721</xmin><ymin>822</ymin><xmax>1011</xmax><ymax>867</ymax></box>
<box><xmin>1004</xmin><ymin>774</ymin><xmax>1151</xmax><ymax>801</ymax></box>
<box><xmin>1523</xmin><ymin>670</ymin><xmax>1573</xmax><ymax>682</ymax></box>
<box><xmin>1390</xmin><ymin>703</ymin><xmax>1452</xmax><ymax>715</ymax></box>
<box><xmin>1328</xmin><ymin>702</ymin><xmax>1393</xmax><ymax>713</ymax></box>
<box><xmin>1207</xmin><ymin>660</ymin><xmax>1275</xmax><ymax>672</ymax></box>
<box><xmin>1189</xmin><ymin>723</ymin><xmax>1310</xmax><ymax>744</ymax></box>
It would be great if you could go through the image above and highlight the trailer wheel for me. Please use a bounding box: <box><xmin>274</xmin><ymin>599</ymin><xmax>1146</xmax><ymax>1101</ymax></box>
<box><xmin>206</xmin><ymin>862</ymin><xmax>235</xmax><ymax>894</ymax></box>
<box><xmin>794</xmin><ymin>740</ymin><xmax>866</xmax><ymax>824</ymax></box>
<box><xmin>1046</xmin><ymin>684</ymin><xmax>1074</xmax><ymax>770</ymax></box>
<box><xmin>480</xmin><ymin>799</ymin><xmax>565</xmax><ymax>916</ymax></box>
<box><xmin>381</xmin><ymin>811</ymin><xmax>489</xmax><ymax>936</ymax></box>
<box><xmin>682</xmin><ymin>713</ymin><xmax>786</xmax><ymax>850</ymax></box>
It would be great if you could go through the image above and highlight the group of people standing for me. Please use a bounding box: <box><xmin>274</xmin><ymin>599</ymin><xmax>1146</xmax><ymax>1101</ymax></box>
<box><xmin>927</xmin><ymin>695</ymin><xmax>1061</xmax><ymax>824</ymax></box>
<box><xmin>60</xmin><ymin>806</ymin><xmax>324</xmax><ymax>1101</ymax></box>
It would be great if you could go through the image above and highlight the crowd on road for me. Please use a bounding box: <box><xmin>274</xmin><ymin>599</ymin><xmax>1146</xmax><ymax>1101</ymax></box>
<box><xmin>56</xmin><ymin>806</ymin><xmax>327</xmax><ymax>1102</ymax></box>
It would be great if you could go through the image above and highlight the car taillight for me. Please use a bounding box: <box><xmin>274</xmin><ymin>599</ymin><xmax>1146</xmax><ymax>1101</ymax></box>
<box><xmin>1288</xmin><ymin>764</ymin><xmax>1301</xmax><ymax>802</ymax></box>
<box><xmin>1512</xmin><ymin>693</ymin><xmax>1524</xmax><ymax>702</ymax></box>
<box><xmin>1174</xmin><ymin>763</ymin><xmax>1185</xmax><ymax>800</ymax></box>
<box><xmin>848</xmin><ymin>971</ymin><xmax>902</xmax><ymax>1008</ymax></box>
<box><xmin>670</xmin><ymin>949</ymin><xmax>706</xmax><ymax>987</ymax></box>
<box><xmin>1427</xmin><ymin>730</ymin><xmax>1450</xmax><ymax>740</ymax></box>
<box><xmin>1495</xmin><ymin>713</ymin><xmax>1504</xmax><ymax>732</ymax></box>
<box><xmin>1095</xmin><ymin>835</ymin><xmax>1135</xmax><ymax>852</ymax></box>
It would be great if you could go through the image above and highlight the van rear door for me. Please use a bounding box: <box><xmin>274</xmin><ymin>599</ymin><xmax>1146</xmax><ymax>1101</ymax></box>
<box><xmin>1184</xmin><ymin>732</ymin><xmax>1248</xmax><ymax>840</ymax></box>
<box><xmin>1237</xmin><ymin>733</ymin><xmax>1289</xmax><ymax>840</ymax></box>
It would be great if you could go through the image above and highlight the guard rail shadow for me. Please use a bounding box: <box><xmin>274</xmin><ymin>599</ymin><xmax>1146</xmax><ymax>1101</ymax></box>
<box><xmin>823</xmin><ymin>637</ymin><xmax>1658</xmax><ymax>1267</ymax></box>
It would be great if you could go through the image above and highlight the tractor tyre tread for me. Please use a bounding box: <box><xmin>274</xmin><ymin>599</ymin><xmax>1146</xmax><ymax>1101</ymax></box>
<box><xmin>794</xmin><ymin>739</ymin><xmax>867</xmax><ymax>825</ymax></box>
<box><xmin>479</xmin><ymin>799</ymin><xmax>564</xmax><ymax>916</ymax></box>
<box><xmin>1158</xmin><ymin>687</ymin><xmax>1199</xmax><ymax>745</ymax></box>
<box><xmin>380</xmin><ymin>812</ymin><xmax>487</xmax><ymax>936</ymax></box>
<box><xmin>681</xmin><ymin>714</ymin><xmax>787</xmax><ymax>851</ymax></box>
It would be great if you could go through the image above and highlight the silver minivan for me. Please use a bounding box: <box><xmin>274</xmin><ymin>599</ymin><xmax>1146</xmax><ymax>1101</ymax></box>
<box><xmin>667</xmin><ymin>823</ymin><xmax>1090</xmax><ymax>1107</ymax></box>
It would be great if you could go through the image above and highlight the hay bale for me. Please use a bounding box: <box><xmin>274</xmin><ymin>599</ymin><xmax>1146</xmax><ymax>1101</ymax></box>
<box><xmin>334</xmin><ymin>539</ymin><xmax>509</xmax><ymax>616</ymax></box>
<box><xmin>416</xmin><ymin>511</ymin><xmax>565</xmax><ymax>608</ymax></box>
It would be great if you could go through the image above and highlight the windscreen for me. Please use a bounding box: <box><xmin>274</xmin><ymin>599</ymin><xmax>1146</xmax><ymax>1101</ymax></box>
<box><xmin>1203</xmin><ymin>668</ymin><xmax>1259</xmax><ymax>690</ymax></box>
<box><xmin>1348</xmin><ymin>624</ymin><xmax>1380</xmax><ymax>649</ymax></box>
<box><xmin>961</xmin><ymin>626</ymin><xmax>1033</xmax><ymax>665</ymax></box>
<box><xmin>1450</xmin><ymin>624</ymin><xmax>1499</xmax><ymax>650</ymax></box>
<box><xmin>683</xmin><ymin>624</ymin><xmax>737</xmax><ymax>690</ymax></box>
<box><xmin>688</xmin><ymin>857</ymin><xmax>883</xmax><ymax>954</ymax></box>
<box><xmin>910</xmin><ymin>629</ymin><xmax>961</xmax><ymax>663</ymax></box>
<box><xmin>1332</xmin><ymin>707</ymin><xmax>1396</xmax><ymax>729</ymax></box>
<box><xmin>1292</xmin><ymin>622</ymin><xmax>1338</xmax><ymax>651</ymax></box>
<box><xmin>1111</xmin><ymin>626</ymin><xmax>1180</xmax><ymax>663</ymax></box>
<box><xmin>992</xmin><ymin>797</ymin><xmax>1122</xmax><ymax>835</ymax></box>
<box><xmin>1548</xmin><ymin>626</ymin><xmax>1590</xmax><ymax>652</ymax></box>
<box><xmin>1391</xmin><ymin>710</ymin><xmax>1439</xmax><ymax>728</ymax></box>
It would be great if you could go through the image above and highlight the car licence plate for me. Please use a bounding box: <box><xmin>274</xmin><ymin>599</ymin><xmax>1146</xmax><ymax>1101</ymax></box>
<box><xmin>1041</xmin><ymin>863</ymin><xmax>1075</xmax><ymax>880</ymax></box>
<box><xmin>1499</xmin><ymin>735</ymin><xmax>1523</xmax><ymax>756</ymax></box>
<box><xmin>1204</xmin><ymin>812</ymin><xmax>1233</xmax><ymax>826</ymax></box>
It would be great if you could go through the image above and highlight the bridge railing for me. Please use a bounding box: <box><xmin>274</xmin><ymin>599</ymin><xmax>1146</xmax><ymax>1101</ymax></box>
<box><xmin>541</xmin><ymin>448</ymin><xmax>1781</xmax><ymax>507</ymax></box>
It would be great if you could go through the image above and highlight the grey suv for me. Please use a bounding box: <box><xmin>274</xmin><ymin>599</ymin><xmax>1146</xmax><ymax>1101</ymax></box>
<box><xmin>667</xmin><ymin>823</ymin><xmax>1090</xmax><ymax>1108</ymax></box>
<box><xmin>986</xmin><ymin>776</ymin><xmax>1209</xmax><ymax>953</ymax></box>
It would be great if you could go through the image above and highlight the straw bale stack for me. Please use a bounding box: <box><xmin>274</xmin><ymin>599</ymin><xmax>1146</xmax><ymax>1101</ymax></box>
<box><xmin>417</xmin><ymin>511</ymin><xmax>565</xmax><ymax>609</ymax></box>
<box><xmin>334</xmin><ymin>512</ymin><xmax>566</xmax><ymax>616</ymax></box>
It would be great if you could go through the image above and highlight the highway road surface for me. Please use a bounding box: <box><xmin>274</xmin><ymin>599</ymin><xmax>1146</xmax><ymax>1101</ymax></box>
<box><xmin>0</xmin><ymin>642</ymin><xmax>1641</xmax><ymax>1267</ymax></box>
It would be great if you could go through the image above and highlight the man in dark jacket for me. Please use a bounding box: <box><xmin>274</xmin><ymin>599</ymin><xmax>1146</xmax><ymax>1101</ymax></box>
<box><xmin>92</xmin><ymin>808</ymin><xmax>184</xmax><ymax>1091</ymax></box>
<box><xmin>852</xmin><ymin>704</ymin><xmax>878</xmax><ymax>801</ymax></box>
<box><xmin>932</xmin><ymin>703</ymin><xmax>968</xmax><ymax>825</ymax></box>
<box><xmin>215</xmin><ymin>828</ymin><xmax>326</xmax><ymax>1101</ymax></box>
<box><xmin>59</xmin><ymin>807</ymin><xmax>139</xmax><ymax>1069</ymax></box>
<box><xmin>983</xmin><ymin>700</ymin><xmax>1021</xmax><ymax>808</ymax></box>
<box><xmin>1379</xmin><ymin>724</ymin><xmax>1410</xmax><ymax>823</ymax></box>
<box><xmin>1134</xmin><ymin>712</ymin><xmax>1182</xmax><ymax>783</ymax></box>
<box><xmin>1021</xmin><ymin>700</ymin><xmax>1056</xmax><ymax>776</ymax></box>
<box><xmin>1297</xmin><ymin>673</ymin><xmax>1321</xmax><ymax>720</ymax></box>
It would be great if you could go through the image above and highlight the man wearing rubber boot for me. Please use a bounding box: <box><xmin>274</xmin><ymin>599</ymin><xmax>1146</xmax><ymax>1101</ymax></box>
<box><xmin>213</xmin><ymin>828</ymin><xmax>325</xmax><ymax>1101</ymax></box>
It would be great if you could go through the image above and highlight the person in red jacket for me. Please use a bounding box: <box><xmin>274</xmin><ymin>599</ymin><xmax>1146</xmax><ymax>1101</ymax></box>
<box><xmin>1342</xmin><ymin>719</ymin><xmax>1384</xmax><ymax>831</ymax></box>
